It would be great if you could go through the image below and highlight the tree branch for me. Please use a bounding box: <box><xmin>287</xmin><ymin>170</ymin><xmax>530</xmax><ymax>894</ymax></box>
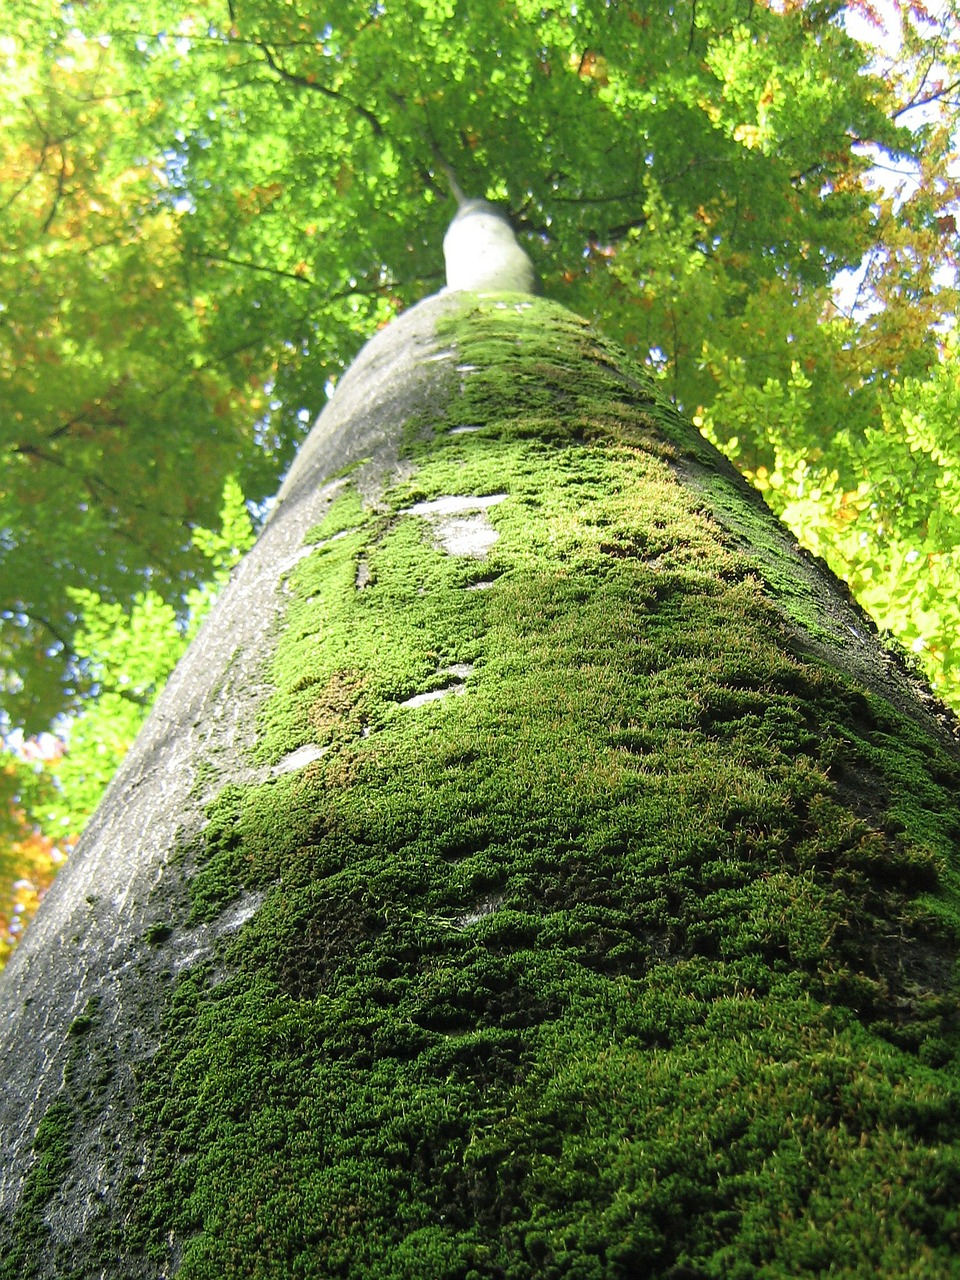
<box><xmin>88</xmin><ymin>682</ymin><xmax>154</xmax><ymax>709</ymax></box>
<box><xmin>893</xmin><ymin>78</ymin><xmax>960</xmax><ymax>120</ymax></box>
<box><xmin>258</xmin><ymin>43</ymin><xmax>385</xmax><ymax>137</ymax></box>
<box><xmin>10</xmin><ymin>442</ymin><xmax>185</xmax><ymax>552</ymax></box>
<box><xmin>40</xmin><ymin>149</ymin><xmax>68</xmax><ymax>235</ymax></box>
<box><xmin>0</xmin><ymin>154</ymin><xmax>49</xmax><ymax>218</ymax></box>
<box><xmin>194</xmin><ymin>249</ymin><xmax>316</xmax><ymax>285</ymax></box>
<box><xmin>20</xmin><ymin>611</ymin><xmax>73</xmax><ymax>655</ymax></box>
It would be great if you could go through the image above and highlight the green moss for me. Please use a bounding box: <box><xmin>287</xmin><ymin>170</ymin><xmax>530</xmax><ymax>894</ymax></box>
<box><xmin>308</xmin><ymin>485</ymin><xmax>368</xmax><ymax>542</ymax></box>
<box><xmin>124</xmin><ymin>297</ymin><xmax>960</xmax><ymax>1277</ymax></box>
<box><xmin>0</xmin><ymin>1101</ymin><xmax>75</xmax><ymax>1280</ymax></box>
<box><xmin>144</xmin><ymin>921</ymin><xmax>173</xmax><ymax>946</ymax></box>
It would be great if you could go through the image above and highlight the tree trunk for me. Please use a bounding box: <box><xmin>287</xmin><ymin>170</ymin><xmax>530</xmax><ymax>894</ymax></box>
<box><xmin>2</xmin><ymin>293</ymin><xmax>960</xmax><ymax>1279</ymax></box>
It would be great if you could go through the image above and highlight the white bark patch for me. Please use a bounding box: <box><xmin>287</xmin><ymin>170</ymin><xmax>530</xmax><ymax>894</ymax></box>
<box><xmin>448</xmin><ymin>425</ymin><xmax>484</xmax><ymax>435</ymax></box>
<box><xmin>437</xmin><ymin>515</ymin><xmax>500</xmax><ymax>557</ymax></box>
<box><xmin>271</xmin><ymin>743</ymin><xmax>330</xmax><ymax>775</ymax></box>
<box><xmin>355</xmin><ymin>557</ymin><xmax>371</xmax><ymax>589</ymax></box>
<box><xmin>399</xmin><ymin>685</ymin><xmax>466</xmax><ymax>709</ymax></box>
<box><xmin>403</xmin><ymin>493</ymin><xmax>507</xmax><ymax>559</ymax></box>
<box><xmin>217</xmin><ymin>893</ymin><xmax>267</xmax><ymax>934</ymax></box>
<box><xmin>405</xmin><ymin>495</ymin><xmax>506</xmax><ymax>516</ymax></box>
<box><xmin>441</xmin><ymin>663</ymin><xmax>474</xmax><ymax>679</ymax></box>
<box><xmin>398</xmin><ymin>663</ymin><xmax>474</xmax><ymax>709</ymax></box>
<box><xmin>455</xmin><ymin>895</ymin><xmax>504</xmax><ymax>928</ymax></box>
<box><xmin>174</xmin><ymin>891</ymin><xmax>268</xmax><ymax>971</ymax></box>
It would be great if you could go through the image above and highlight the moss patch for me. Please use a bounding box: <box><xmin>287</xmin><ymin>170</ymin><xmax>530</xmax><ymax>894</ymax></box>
<box><xmin>0</xmin><ymin>1101</ymin><xmax>76</xmax><ymax>1280</ymax></box>
<box><xmin>125</xmin><ymin>297</ymin><xmax>960</xmax><ymax>1277</ymax></box>
<box><xmin>0</xmin><ymin>995</ymin><xmax>125</xmax><ymax>1280</ymax></box>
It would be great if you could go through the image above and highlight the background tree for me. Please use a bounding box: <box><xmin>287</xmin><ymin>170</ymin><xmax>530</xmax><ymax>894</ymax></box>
<box><xmin>0</xmin><ymin>757</ymin><xmax>64</xmax><ymax>966</ymax></box>
<box><xmin>5</xmin><ymin>0</ymin><xmax>959</xmax><ymax>722</ymax></box>
<box><xmin>4</xmin><ymin>3</ymin><xmax>960</xmax><ymax>945</ymax></box>
<box><xmin>1</xmin><ymin>17</ymin><xmax>274</xmax><ymax>727</ymax></box>
<box><xmin>2</xmin><ymin>291</ymin><xmax>960</xmax><ymax>1278</ymax></box>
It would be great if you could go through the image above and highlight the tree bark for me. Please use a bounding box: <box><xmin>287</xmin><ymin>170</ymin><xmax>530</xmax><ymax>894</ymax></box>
<box><xmin>2</xmin><ymin>292</ymin><xmax>960</xmax><ymax>1278</ymax></box>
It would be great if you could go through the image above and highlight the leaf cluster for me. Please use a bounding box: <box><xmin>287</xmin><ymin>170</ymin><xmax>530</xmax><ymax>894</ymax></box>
<box><xmin>3</xmin><ymin>0</ymin><xmax>942</xmax><ymax>730</ymax></box>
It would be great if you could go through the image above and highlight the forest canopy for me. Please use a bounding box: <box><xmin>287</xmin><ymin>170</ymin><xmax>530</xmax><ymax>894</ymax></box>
<box><xmin>3</xmin><ymin>0</ymin><xmax>960</xmax><ymax>951</ymax></box>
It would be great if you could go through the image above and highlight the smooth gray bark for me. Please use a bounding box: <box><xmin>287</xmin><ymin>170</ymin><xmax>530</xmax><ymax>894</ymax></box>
<box><xmin>0</xmin><ymin>292</ymin><xmax>464</xmax><ymax>1230</ymax></box>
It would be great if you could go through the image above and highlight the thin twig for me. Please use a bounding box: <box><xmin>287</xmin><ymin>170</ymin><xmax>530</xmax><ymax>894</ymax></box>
<box><xmin>259</xmin><ymin>43</ymin><xmax>384</xmax><ymax>137</ymax></box>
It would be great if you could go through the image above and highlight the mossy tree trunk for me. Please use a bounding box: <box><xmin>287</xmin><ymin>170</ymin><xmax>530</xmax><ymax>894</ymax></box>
<box><xmin>2</xmin><ymin>293</ymin><xmax>960</xmax><ymax>1279</ymax></box>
